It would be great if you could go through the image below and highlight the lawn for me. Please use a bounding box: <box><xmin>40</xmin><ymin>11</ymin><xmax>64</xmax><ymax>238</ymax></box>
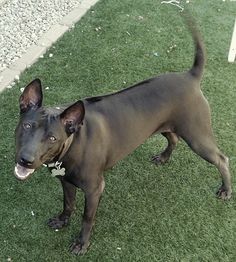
<box><xmin>0</xmin><ymin>0</ymin><xmax>236</xmax><ymax>261</ymax></box>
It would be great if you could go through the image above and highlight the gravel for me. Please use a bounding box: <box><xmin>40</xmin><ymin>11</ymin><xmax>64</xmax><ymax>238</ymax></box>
<box><xmin>0</xmin><ymin>0</ymin><xmax>82</xmax><ymax>73</ymax></box>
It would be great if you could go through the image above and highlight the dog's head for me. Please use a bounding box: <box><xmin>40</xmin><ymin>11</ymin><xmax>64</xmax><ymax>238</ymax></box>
<box><xmin>14</xmin><ymin>79</ymin><xmax>85</xmax><ymax>180</ymax></box>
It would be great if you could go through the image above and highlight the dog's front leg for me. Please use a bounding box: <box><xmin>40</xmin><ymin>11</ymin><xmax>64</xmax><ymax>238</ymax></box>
<box><xmin>48</xmin><ymin>178</ymin><xmax>77</xmax><ymax>229</ymax></box>
<box><xmin>70</xmin><ymin>175</ymin><xmax>105</xmax><ymax>255</ymax></box>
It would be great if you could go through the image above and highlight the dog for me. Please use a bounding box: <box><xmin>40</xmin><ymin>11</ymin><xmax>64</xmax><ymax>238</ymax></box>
<box><xmin>14</xmin><ymin>16</ymin><xmax>232</xmax><ymax>255</ymax></box>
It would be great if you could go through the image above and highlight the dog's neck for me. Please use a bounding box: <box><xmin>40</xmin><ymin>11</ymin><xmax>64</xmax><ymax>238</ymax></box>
<box><xmin>58</xmin><ymin>134</ymin><xmax>75</xmax><ymax>161</ymax></box>
<box><xmin>46</xmin><ymin>134</ymin><xmax>74</xmax><ymax>168</ymax></box>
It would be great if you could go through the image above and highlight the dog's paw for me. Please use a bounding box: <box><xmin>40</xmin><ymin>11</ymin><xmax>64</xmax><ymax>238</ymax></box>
<box><xmin>70</xmin><ymin>240</ymin><xmax>90</xmax><ymax>255</ymax></box>
<box><xmin>47</xmin><ymin>215</ymin><xmax>69</xmax><ymax>229</ymax></box>
<box><xmin>216</xmin><ymin>186</ymin><xmax>232</xmax><ymax>200</ymax></box>
<box><xmin>151</xmin><ymin>154</ymin><xmax>169</xmax><ymax>165</ymax></box>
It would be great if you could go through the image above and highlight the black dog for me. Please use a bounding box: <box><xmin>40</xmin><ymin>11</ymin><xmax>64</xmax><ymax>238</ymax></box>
<box><xmin>14</xmin><ymin>17</ymin><xmax>232</xmax><ymax>255</ymax></box>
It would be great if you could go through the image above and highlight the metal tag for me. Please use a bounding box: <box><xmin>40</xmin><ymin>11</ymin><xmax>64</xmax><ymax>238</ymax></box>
<box><xmin>50</xmin><ymin>161</ymin><xmax>65</xmax><ymax>177</ymax></box>
<box><xmin>51</xmin><ymin>167</ymin><xmax>66</xmax><ymax>177</ymax></box>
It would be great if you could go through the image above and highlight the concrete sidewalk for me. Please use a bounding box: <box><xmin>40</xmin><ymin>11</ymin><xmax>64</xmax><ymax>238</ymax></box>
<box><xmin>0</xmin><ymin>0</ymin><xmax>100</xmax><ymax>92</ymax></box>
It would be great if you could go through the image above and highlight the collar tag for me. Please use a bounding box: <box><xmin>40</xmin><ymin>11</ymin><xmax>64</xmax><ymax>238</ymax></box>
<box><xmin>51</xmin><ymin>167</ymin><xmax>66</xmax><ymax>177</ymax></box>
<box><xmin>49</xmin><ymin>161</ymin><xmax>65</xmax><ymax>177</ymax></box>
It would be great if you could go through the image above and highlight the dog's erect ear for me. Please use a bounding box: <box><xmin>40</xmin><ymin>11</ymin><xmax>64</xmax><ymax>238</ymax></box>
<box><xmin>19</xmin><ymin>79</ymin><xmax>43</xmax><ymax>113</ymax></box>
<box><xmin>60</xmin><ymin>101</ymin><xmax>85</xmax><ymax>134</ymax></box>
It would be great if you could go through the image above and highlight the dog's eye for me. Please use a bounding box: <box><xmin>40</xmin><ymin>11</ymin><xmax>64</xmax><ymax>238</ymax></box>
<box><xmin>49</xmin><ymin>136</ymin><xmax>57</xmax><ymax>142</ymax></box>
<box><xmin>23</xmin><ymin>123</ymin><xmax>32</xmax><ymax>129</ymax></box>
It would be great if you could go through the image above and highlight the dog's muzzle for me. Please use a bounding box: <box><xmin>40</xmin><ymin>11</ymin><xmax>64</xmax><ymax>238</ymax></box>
<box><xmin>14</xmin><ymin>163</ymin><xmax>35</xmax><ymax>180</ymax></box>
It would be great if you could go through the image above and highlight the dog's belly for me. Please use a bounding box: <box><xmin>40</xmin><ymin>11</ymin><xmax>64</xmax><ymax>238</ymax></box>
<box><xmin>103</xmin><ymin>112</ymin><xmax>172</xmax><ymax>169</ymax></box>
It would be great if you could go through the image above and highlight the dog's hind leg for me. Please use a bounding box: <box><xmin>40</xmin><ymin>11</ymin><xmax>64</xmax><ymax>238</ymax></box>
<box><xmin>180</xmin><ymin>127</ymin><xmax>232</xmax><ymax>200</ymax></box>
<box><xmin>48</xmin><ymin>178</ymin><xmax>77</xmax><ymax>229</ymax></box>
<box><xmin>152</xmin><ymin>132</ymin><xmax>179</xmax><ymax>165</ymax></box>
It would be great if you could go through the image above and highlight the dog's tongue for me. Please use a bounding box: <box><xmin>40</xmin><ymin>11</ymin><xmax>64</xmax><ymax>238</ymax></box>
<box><xmin>14</xmin><ymin>164</ymin><xmax>35</xmax><ymax>180</ymax></box>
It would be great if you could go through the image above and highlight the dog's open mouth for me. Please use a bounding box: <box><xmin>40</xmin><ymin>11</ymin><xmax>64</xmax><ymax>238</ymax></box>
<box><xmin>14</xmin><ymin>163</ymin><xmax>35</xmax><ymax>180</ymax></box>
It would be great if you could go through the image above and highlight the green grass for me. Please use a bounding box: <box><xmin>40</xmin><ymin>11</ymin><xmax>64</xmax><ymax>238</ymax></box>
<box><xmin>0</xmin><ymin>0</ymin><xmax>236</xmax><ymax>261</ymax></box>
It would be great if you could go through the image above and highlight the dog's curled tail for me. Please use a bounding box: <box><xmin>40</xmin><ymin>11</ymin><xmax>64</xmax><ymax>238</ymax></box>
<box><xmin>183</xmin><ymin>13</ymin><xmax>205</xmax><ymax>80</ymax></box>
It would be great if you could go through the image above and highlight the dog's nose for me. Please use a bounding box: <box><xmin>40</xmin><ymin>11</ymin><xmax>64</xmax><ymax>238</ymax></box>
<box><xmin>20</xmin><ymin>156</ymin><xmax>34</xmax><ymax>167</ymax></box>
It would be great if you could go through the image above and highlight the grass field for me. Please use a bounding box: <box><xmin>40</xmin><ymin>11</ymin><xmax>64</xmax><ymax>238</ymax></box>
<box><xmin>0</xmin><ymin>0</ymin><xmax>236</xmax><ymax>261</ymax></box>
